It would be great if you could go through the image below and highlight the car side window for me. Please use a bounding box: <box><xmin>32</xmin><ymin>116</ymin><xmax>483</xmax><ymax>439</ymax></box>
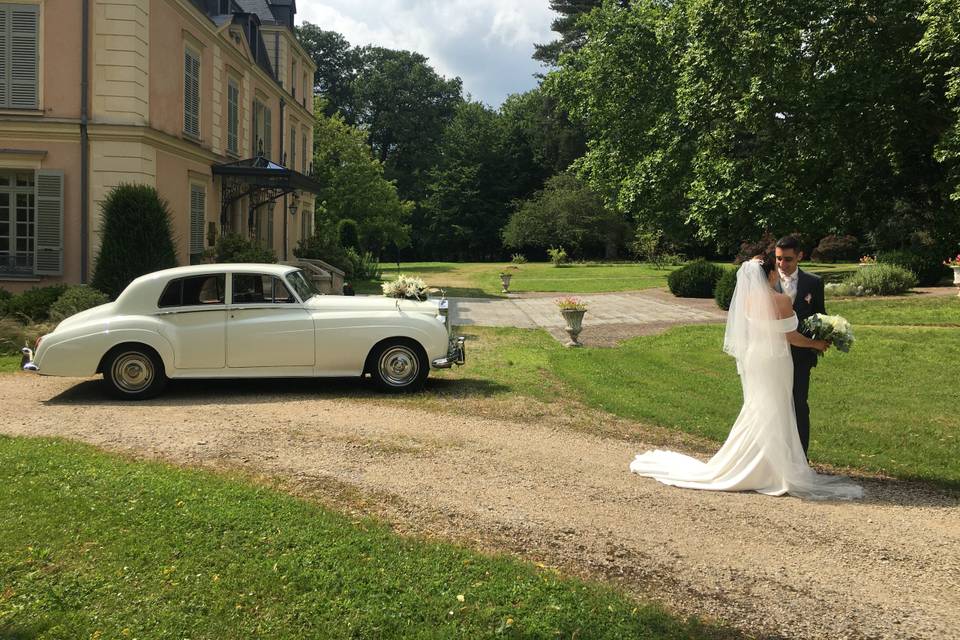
<box><xmin>232</xmin><ymin>274</ymin><xmax>295</xmax><ymax>304</ymax></box>
<box><xmin>158</xmin><ymin>274</ymin><xmax>225</xmax><ymax>308</ymax></box>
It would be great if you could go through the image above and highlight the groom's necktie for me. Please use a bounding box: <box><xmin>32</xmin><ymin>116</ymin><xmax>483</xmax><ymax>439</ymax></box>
<box><xmin>779</xmin><ymin>271</ymin><xmax>798</xmax><ymax>301</ymax></box>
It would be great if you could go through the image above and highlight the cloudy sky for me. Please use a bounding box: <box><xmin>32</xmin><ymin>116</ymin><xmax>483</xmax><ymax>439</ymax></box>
<box><xmin>296</xmin><ymin>0</ymin><xmax>557</xmax><ymax>107</ymax></box>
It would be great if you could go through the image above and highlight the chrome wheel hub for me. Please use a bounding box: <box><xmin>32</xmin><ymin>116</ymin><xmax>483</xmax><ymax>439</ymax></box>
<box><xmin>378</xmin><ymin>346</ymin><xmax>419</xmax><ymax>387</ymax></box>
<box><xmin>112</xmin><ymin>352</ymin><xmax>154</xmax><ymax>393</ymax></box>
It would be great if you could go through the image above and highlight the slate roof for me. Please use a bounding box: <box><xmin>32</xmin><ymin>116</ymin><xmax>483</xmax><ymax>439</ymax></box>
<box><xmin>234</xmin><ymin>0</ymin><xmax>279</xmax><ymax>24</ymax></box>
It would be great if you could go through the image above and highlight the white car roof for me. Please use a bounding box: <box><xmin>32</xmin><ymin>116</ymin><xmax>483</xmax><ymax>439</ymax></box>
<box><xmin>116</xmin><ymin>263</ymin><xmax>302</xmax><ymax>311</ymax></box>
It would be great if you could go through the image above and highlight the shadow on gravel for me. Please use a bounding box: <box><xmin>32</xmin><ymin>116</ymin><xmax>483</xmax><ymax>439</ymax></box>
<box><xmin>42</xmin><ymin>376</ymin><xmax>510</xmax><ymax>407</ymax></box>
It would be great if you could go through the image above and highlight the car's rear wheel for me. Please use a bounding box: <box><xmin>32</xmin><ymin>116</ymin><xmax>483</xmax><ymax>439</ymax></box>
<box><xmin>368</xmin><ymin>339</ymin><xmax>428</xmax><ymax>392</ymax></box>
<box><xmin>102</xmin><ymin>346</ymin><xmax>167</xmax><ymax>400</ymax></box>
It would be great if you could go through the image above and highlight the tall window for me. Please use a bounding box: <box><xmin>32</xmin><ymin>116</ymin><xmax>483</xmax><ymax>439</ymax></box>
<box><xmin>301</xmin><ymin>132</ymin><xmax>307</xmax><ymax>172</ymax></box>
<box><xmin>183</xmin><ymin>47</ymin><xmax>201</xmax><ymax>138</ymax></box>
<box><xmin>0</xmin><ymin>173</ymin><xmax>34</xmax><ymax>274</ymax></box>
<box><xmin>302</xmin><ymin>71</ymin><xmax>309</xmax><ymax>108</ymax></box>
<box><xmin>291</xmin><ymin>60</ymin><xmax>297</xmax><ymax>98</ymax></box>
<box><xmin>0</xmin><ymin>3</ymin><xmax>40</xmax><ymax>109</ymax></box>
<box><xmin>253</xmin><ymin>98</ymin><xmax>271</xmax><ymax>158</ymax></box>
<box><xmin>227</xmin><ymin>78</ymin><xmax>239</xmax><ymax>154</ymax></box>
<box><xmin>289</xmin><ymin>126</ymin><xmax>296</xmax><ymax>169</ymax></box>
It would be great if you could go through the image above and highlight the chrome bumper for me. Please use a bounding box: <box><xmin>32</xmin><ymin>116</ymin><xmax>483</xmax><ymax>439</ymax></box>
<box><xmin>432</xmin><ymin>336</ymin><xmax>466</xmax><ymax>369</ymax></box>
<box><xmin>20</xmin><ymin>347</ymin><xmax>38</xmax><ymax>372</ymax></box>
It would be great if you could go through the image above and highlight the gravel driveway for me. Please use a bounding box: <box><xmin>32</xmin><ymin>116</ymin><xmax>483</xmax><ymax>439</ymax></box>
<box><xmin>2</xmin><ymin>374</ymin><xmax>957</xmax><ymax>640</ymax></box>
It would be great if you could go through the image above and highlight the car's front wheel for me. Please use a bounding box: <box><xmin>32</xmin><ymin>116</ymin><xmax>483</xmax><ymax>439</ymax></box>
<box><xmin>368</xmin><ymin>339</ymin><xmax>429</xmax><ymax>392</ymax></box>
<box><xmin>102</xmin><ymin>346</ymin><xmax>168</xmax><ymax>400</ymax></box>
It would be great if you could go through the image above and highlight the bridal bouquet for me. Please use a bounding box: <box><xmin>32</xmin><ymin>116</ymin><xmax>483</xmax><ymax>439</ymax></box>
<box><xmin>802</xmin><ymin>313</ymin><xmax>854</xmax><ymax>353</ymax></box>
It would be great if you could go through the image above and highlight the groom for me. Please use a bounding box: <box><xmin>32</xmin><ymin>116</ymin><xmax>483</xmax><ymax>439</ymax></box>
<box><xmin>775</xmin><ymin>236</ymin><xmax>826</xmax><ymax>457</ymax></box>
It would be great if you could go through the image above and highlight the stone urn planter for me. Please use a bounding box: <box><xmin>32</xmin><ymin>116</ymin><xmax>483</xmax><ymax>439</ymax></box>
<box><xmin>560</xmin><ymin>308</ymin><xmax>586</xmax><ymax>347</ymax></box>
<box><xmin>499</xmin><ymin>273</ymin><xmax>512</xmax><ymax>293</ymax></box>
<box><xmin>952</xmin><ymin>266</ymin><xmax>960</xmax><ymax>297</ymax></box>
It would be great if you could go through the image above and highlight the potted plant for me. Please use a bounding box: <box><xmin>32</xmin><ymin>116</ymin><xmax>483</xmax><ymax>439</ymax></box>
<box><xmin>944</xmin><ymin>254</ymin><xmax>960</xmax><ymax>297</ymax></box>
<box><xmin>555</xmin><ymin>296</ymin><xmax>587</xmax><ymax>347</ymax></box>
<box><xmin>499</xmin><ymin>271</ymin><xmax>512</xmax><ymax>293</ymax></box>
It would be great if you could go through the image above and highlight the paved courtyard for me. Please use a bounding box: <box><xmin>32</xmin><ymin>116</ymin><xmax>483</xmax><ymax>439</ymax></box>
<box><xmin>449</xmin><ymin>288</ymin><xmax>727</xmax><ymax>346</ymax></box>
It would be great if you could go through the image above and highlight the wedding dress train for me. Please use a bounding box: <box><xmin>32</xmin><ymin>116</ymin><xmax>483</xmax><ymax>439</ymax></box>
<box><xmin>630</xmin><ymin>263</ymin><xmax>862</xmax><ymax>500</ymax></box>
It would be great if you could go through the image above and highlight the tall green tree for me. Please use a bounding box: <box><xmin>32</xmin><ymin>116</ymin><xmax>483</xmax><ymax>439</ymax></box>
<box><xmin>548</xmin><ymin>0</ymin><xmax>959</xmax><ymax>254</ymax></box>
<box><xmin>420</xmin><ymin>101</ymin><xmax>513</xmax><ymax>260</ymax></box>
<box><xmin>296</xmin><ymin>23</ymin><xmax>359</xmax><ymax>119</ymax></box>
<box><xmin>350</xmin><ymin>47</ymin><xmax>463</xmax><ymax>204</ymax></box>
<box><xmin>311</xmin><ymin>103</ymin><xmax>412</xmax><ymax>255</ymax></box>
<box><xmin>919</xmin><ymin>0</ymin><xmax>960</xmax><ymax>207</ymax></box>
<box><xmin>502</xmin><ymin>172</ymin><xmax>630</xmax><ymax>259</ymax></box>
<box><xmin>534</xmin><ymin>0</ymin><xmax>618</xmax><ymax>66</ymax></box>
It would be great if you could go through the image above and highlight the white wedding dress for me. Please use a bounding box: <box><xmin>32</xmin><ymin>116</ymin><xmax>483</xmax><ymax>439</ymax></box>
<box><xmin>630</xmin><ymin>261</ymin><xmax>863</xmax><ymax>500</ymax></box>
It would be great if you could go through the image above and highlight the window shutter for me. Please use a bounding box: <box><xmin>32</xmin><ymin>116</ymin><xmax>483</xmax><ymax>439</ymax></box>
<box><xmin>0</xmin><ymin>8</ymin><xmax>8</xmax><ymax>107</ymax></box>
<box><xmin>189</xmin><ymin>185</ymin><xmax>205</xmax><ymax>258</ymax></box>
<box><xmin>264</xmin><ymin>107</ymin><xmax>272</xmax><ymax>160</ymax></box>
<box><xmin>227</xmin><ymin>80</ymin><xmax>238</xmax><ymax>153</ymax></box>
<box><xmin>183</xmin><ymin>49</ymin><xmax>200</xmax><ymax>137</ymax></box>
<box><xmin>34</xmin><ymin>170</ymin><xmax>64</xmax><ymax>276</ymax></box>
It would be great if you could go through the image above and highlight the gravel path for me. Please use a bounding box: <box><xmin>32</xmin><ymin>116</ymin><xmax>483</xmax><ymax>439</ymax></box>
<box><xmin>2</xmin><ymin>374</ymin><xmax>957</xmax><ymax>640</ymax></box>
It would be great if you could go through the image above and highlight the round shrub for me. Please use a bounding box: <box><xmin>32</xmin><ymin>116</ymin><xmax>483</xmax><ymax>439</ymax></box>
<box><xmin>0</xmin><ymin>288</ymin><xmax>11</xmax><ymax>314</ymax></box>
<box><xmin>294</xmin><ymin>232</ymin><xmax>352</xmax><ymax>276</ymax></box>
<box><xmin>337</xmin><ymin>218</ymin><xmax>360</xmax><ymax>250</ymax></box>
<box><xmin>840</xmin><ymin>263</ymin><xmax>917</xmax><ymax>296</ymax></box>
<box><xmin>877</xmin><ymin>250</ymin><xmax>950</xmax><ymax>286</ymax></box>
<box><xmin>714</xmin><ymin>268</ymin><xmax>738</xmax><ymax>310</ymax></box>
<box><xmin>668</xmin><ymin>260</ymin><xmax>725</xmax><ymax>298</ymax></box>
<box><xmin>215</xmin><ymin>232</ymin><xmax>278</xmax><ymax>264</ymax></box>
<box><xmin>734</xmin><ymin>232</ymin><xmax>776</xmax><ymax>264</ymax></box>
<box><xmin>92</xmin><ymin>184</ymin><xmax>178</xmax><ymax>299</ymax></box>
<box><xmin>3</xmin><ymin>284</ymin><xmax>68</xmax><ymax>322</ymax></box>
<box><xmin>811</xmin><ymin>235</ymin><xmax>860</xmax><ymax>263</ymax></box>
<box><xmin>49</xmin><ymin>285</ymin><xmax>110</xmax><ymax>323</ymax></box>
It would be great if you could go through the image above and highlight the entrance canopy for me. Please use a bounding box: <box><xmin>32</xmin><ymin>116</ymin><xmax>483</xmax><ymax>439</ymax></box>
<box><xmin>212</xmin><ymin>154</ymin><xmax>322</xmax><ymax>229</ymax></box>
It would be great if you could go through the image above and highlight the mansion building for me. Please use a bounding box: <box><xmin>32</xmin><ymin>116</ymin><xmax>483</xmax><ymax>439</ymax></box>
<box><xmin>0</xmin><ymin>0</ymin><xmax>318</xmax><ymax>290</ymax></box>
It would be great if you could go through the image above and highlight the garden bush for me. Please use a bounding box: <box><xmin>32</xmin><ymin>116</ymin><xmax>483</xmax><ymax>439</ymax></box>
<box><xmin>91</xmin><ymin>184</ymin><xmax>178</xmax><ymax>299</ymax></box>
<box><xmin>511</xmin><ymin>253</ymin><xmax>527</xmax><ymax>264</ymax></box>
<box><xmin>827</xmin><ymin>263</ymin><xmax>917</xmax><ymax>296</ymax></box>
<box><xmin>345</xmin><ymin>248</ymin><xmax>382</xmax><ymax>281</ymax></box>
<box><xmin>714</xmin><ymin>268</ymin><xmax>738</xmax><ymax>310</ymax></box>
<box><xmin>0</xmin><ymin>288</ymin><xmax>11</xmax><ymax>314</ymax></box>
<box><xmin>3</xmin><ymin>284</ymin><xmax>68</xmax><ymax>322</ymax></box>
<box><xmin>877</xmin><ymin>249</ymin><xmax>950</xmax><ymax>286</ymax></box>
<box><xmin>337</xmin><ymin>218</ymin><xmax>360</xmax><ymax>250</ymax></box>
<box><xmin>811</xmin><ymin>235</ymin><xmax>860</xmax><ymax>263</ymax></box>
<box><xmin>49</xmin><ymin>285</ymin><xmax>110</xmax><ymax>323</ymax></box>
<box><xmin>668</xmin><ymin>260</ymin><xmax>724</xmax><ymax>298</ymax></box>
<box><xmin>215</xmin><ymin>232</ymin><xmax>277</xmax><ymax>264</ymax></box>
<box><xmin>294</xmin><ymin>233</ymin><xmax>352</xmax><ymax>276</ymax></box>
<box><xmin>547</xmin><ymin>246</ymin><xmax>568</xmax><ymax>266</ymax></box>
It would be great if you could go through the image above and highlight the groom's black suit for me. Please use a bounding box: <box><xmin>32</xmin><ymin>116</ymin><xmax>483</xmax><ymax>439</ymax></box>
<box><xmin>777</xmin><ymin>268</ymin><xmax>826</xmax><ymax>457</ymax></box>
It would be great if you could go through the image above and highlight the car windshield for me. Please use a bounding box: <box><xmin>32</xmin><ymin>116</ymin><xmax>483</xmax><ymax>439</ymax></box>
<box><xmin>286</xmin><ymin>270</ymin><xmax>320</xmax><ymax>302</ymax></box>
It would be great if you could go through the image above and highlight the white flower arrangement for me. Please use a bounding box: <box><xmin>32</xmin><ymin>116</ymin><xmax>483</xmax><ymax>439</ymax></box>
<box><xmin>381</xmin><ymin>274</ymin><xmax>430</xmax><ymax>300</ymax></box>
<box><xmin>802</xmin><ymin>313</ymin><xmax>855</xmax><ymax>353</ymax></box>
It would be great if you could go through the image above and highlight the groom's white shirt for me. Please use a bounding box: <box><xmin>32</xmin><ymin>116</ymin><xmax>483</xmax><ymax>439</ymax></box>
<box><xmin>778</xmin><ymin>269</ymin><xmax>798</xmax><ymax>301</ymax></box>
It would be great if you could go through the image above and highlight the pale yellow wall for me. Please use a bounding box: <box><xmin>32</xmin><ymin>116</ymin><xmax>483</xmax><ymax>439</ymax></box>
<box><xmin>155</xmin><ymin>148</ymin><xmax>219</xmax><ymax>265</ymax></box>
<box><xmin>92</xmin><ymin>0</ymin><xmax>150</xmax><ymax>124</ymax></box>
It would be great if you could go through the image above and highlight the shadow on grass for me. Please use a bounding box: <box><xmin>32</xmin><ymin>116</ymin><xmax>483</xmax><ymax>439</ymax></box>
<box><xmin>43</xmin><ymin>375</ymin><xmax>511</xmax><ymax>407</ymax></box>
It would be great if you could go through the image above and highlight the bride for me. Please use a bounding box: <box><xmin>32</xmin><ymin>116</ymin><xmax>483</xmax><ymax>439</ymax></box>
<box><xmin>630</xmin><ymin>255</ymin><xmax>863</xmax><ymax>500</ymax></box>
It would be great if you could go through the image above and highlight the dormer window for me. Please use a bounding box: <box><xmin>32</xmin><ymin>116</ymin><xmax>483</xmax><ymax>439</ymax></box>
<box><xmin>249</xmin><ymin>23</ymin><xmax>258</xmax><ymax>60</ymax></box>
<box><xmin>219</xmin><ymin>0</ymin><xmax>230</xmax><ymax>14</ymax></box>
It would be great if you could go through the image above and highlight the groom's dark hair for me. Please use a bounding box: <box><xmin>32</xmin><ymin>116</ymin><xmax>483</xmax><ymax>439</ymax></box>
<box><xmin>775</xmin><ymin>235</ymin><xmax>802</xmax><ymax>252</ymax></box>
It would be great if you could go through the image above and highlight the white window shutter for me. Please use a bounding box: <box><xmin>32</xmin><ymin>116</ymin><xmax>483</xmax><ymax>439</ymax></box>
<box><xmin>183</xmin><ymin>49</ymin><xmax>200</xmax><ymax>137</ymax></box>
<box><xmin>0</xmin><ymin>8</ymin><xmax>9</xmax><ymax>107</ymax></box>
<box><xmin>10</xmin><ymin>5</ymin><xmax>38</xmax><ymax>110</ymax></box>
<box><xmin>34</xmin><ymin>170</ymin><xmax>64</xmax><ymax>276</ymax></box>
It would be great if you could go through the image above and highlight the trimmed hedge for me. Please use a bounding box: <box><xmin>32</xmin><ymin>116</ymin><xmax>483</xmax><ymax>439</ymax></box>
<box><xmin>49</xmin><ymin>285</ymin><xmax>110</xmax><ymax>323</ymax></box>
<box><xmin>877</xmin><ymin>249</ymin><xmax>950</xmax><ymax>287</ymax></box>
<box><xmin>714</xmin><ymin>268</ymin><xmax>738</xmax><ymax>310</ymax></box>
<box><xmin>827</xmin><ymin>263</ymin><xmax>918</xmax><ymax>296</ymax></box>
<box><xmin>215</xmin><ymin>232</ymin><xmax>278</xmax><ymax>264</ymax></box>
<box><xmin>668</xmin><ymin>260</ymin><xmax>725</xmax><ymax>298</ymax></box>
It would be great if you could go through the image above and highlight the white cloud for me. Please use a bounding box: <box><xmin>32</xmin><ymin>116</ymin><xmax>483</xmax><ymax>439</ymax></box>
<box><xmin>296</xmin><ymin>0</ymin><xmax>556</xmax><ymax>106</ymax></box>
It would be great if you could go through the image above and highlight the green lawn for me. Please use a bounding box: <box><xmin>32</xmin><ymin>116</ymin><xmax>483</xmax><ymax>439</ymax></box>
<box><xmin>0</xmin><ymin>436</ymin><xmax>732</xmax><ymax>640</ymax></box>
<box><xmin>0</xmin><ymin>354</ymin><xmax>19</xmax><ymax>373</ymax></box>
<box><xmin>830</xmin><ymin>295</ymin><xmax>960</xmax><ymax>326</ymax></box>
<box><xmin>430</xmin><ymin>322</ymin><xmax>960</xmax><ymax>488</ymax></box>
<box><xmin>359</xmin><ymin>261</ymin><xmax>860</xmax><ymax>297</ymax></box>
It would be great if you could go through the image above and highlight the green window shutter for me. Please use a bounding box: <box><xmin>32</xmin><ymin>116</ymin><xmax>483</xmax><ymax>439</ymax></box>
<box><xmin>266</xmin><ymin>208</ymin><xmax>273</xmax><ymax>248</ymax></box>
<box><xmin>189</xmin><ymin>185</ymin><xmax>205</xmax><ymax>258</ymax></box>
<box><xmin>34</xmin><ymin>170</ymin><xmax>64</xmax><ymax>276</ymax></box>
<box><xmin>0</xmin><ymin>7</ymin><xmax>8</xmax><ymax>108</ymax></box>
<box><xmin>184</xmin><ymin>49</ymin><xmax>200</xmax><ymax>137</ymax></box>
<box><xmin>290</xmin><ymin>126</ymin><xmax>296</xmax><ymax>168</ymax></box>
<box><xmin>10</xmin><ymin>5</ymin><xmax>38</xmax><ymax>109</ymax></box>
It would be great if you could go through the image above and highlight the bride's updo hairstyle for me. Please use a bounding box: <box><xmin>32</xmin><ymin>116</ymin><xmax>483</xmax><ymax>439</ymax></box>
<box><xmin>753</xmin><ymin>252</ymin><xmax>776</xmax><ymax>275</ymax></box>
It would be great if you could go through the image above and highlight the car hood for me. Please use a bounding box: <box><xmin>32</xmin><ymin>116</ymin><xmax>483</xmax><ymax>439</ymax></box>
<box><xmin>302</xmin><ymin>295</ymin><xmax>440</xmax><ymax>315</ymax></box>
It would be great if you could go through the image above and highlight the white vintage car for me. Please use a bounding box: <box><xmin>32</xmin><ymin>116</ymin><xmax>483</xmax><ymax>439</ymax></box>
<box><xmin>21</xmin><ymin>264</ymin><xmax>465</xmax><ymax>399</ymax></box>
